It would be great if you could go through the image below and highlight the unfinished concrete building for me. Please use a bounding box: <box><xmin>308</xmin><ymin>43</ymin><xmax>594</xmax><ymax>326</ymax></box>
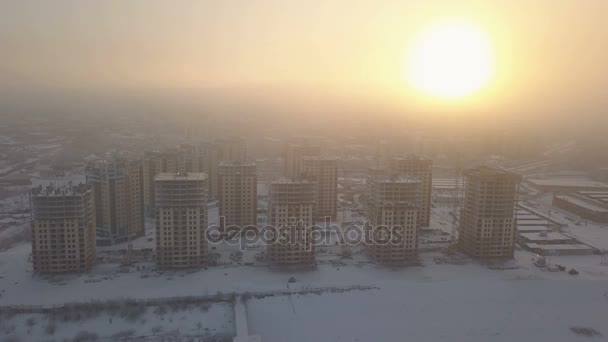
<box><xmin>155</xmin><ymin>173</ymin><xmax>208</xmax><ymax>269</ymax></box>
<box><xmin>458</xmin><ymin>166</ymin><xmax>521</xmax><ymax>259</ymax></box>
<box><xmin>86</xmin><ymin>159</ymin><xmax>144</xmax><ymax>245</ymax></box>
<box><xmin>389</xmin><ymin>156</ymin><xmax>432</xmax><ymax>227</ymax></box>
<box><xmin>267</xmin><ymin>179</ymin><xmax>316</xmax><ymax>265</ymax></box>
<box><xmin>283</xmin><ymin>142</ymin><xmax>321</xmax><ymax>179</ymax></box>
<box><xmin>207</xmin><ymin>138</ymin><xmax>247</xmax><ymax>200</ymax></box>
<box><xmin>366</xmin><ymin>177</ymin><xmax>420</xmax><ymax>264</ymax></box>
<box><xmin>143</xmin><ymin>148</ymin><xmax>196</xmax><ymax>217</ymax></box>
<box><xmin>302</xmin><ymin>157</ymin><xmax>338</xmax><ymax>221</ymax></box>
<box><xmin>30</xmin><ymin>183</ymin><xmax>96</xmax><ymax>273</ymax></box>
<box><xmin>218</xmin><ymin>161</ymin><xmax>258</xmax><ymax>231</ymax></box>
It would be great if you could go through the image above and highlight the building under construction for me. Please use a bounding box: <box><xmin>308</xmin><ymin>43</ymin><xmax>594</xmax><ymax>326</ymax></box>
<box><xmin>366</xmin><ymin>176</ymin><xmax>420</xmax><ymax>264</ymax></box>
<box><xmin>218</xmin><ymin>161</ymin><xmax>258</xmax><ymax>230</ymax></box>
<box><xmin>143</xmin><ymin>148</ymin><xmax>194</xmax><ymax>217</ymax></box>
<box><xmin>283</xmin><ymin>142</ymin><xmax>321</xmax><ymax>179</ymax></box>
<box><xmin>86</xmin><ymin>158</ymin><xmax>144</xmax><ymax>245</ymax></box>
<box><xmin>155</xmin><ymin>172</ymin><xmax>208</xmax><ymax>269</ymax></box>
<box><xmin>267</xmin><ymin>179</ymin><xmax>316</xmax><ymax>265</ymax></box>
<box><xmin>30</xmin><ymin>183</ymin><xmax>96</xmax><ymax>273</ymax></box>
<box><xmin>389</xmin><ymin>156</ymin><xmax>433</xmax><ymax>227</ymax></box>
<box><xmin>458</xmin><ymin>166</ymin><xmax>521</xmax><ymax>259</ymax></box>
<box><xmin>302</xmin><ymin>157</ymin><xmax>338</xmax><ymax>221</ymax></box>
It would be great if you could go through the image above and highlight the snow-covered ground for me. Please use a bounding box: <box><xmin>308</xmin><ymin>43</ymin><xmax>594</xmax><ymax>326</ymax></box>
<box><xmin>0</xmin><ymin>302</ymin><xmax>233</xmax><ymax>342</ymax></box>
<box><xmin>2</xmin><ymin>192</ymin><xmax>608</xmax><ymax>341</ymax></box>
<box><xmin>247</xmin><ymin>280</ymin><xmax>608</xmax><ymax>342</ymax></box>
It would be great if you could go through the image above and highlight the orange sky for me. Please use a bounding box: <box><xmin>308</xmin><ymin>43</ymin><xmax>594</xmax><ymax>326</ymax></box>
<box><xmin>1</xmin><ymin>0</ymin><xmax>607</xmax><ymax>117</ymax></box>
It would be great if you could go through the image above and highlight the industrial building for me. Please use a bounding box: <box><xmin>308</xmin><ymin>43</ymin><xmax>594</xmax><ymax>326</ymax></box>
<box><xmin>218</xmin><ymin>161</ymin><xmax>258</xmax><ymax>231</ymax></box>
<box><xmin>389</xmin><ymin>156</ymin><xmax>432</xmax><ymax>227</ymax></box>
<box><xmin>366</xmin><ymin>176</ymin><xmax>420</xmax><ymax>264</ymax></box>
<box><xmin>267</xmin><ymin>179</ymin><xmax>316</xmax><ymax>265</ymax></box>
<box><xmin>301</xmin><ymin>157</ymin><xmax>338</xmax><ymax>221</ymax></box>
<box><xmin>30</xmin><ymin>183</ymin><xmax>96</xmax><ymax>273</ymax></box>
<box><xmin>155</xmin><ymin>173</ymin><xmax>209</xmax><ymax>269</ymax></box>
<box><xmin>519</xmin><ymin>232</ymin><xmax>595</xmax><ymax>256</ymax></box>
<box><xmin>552</xmin><ymin>193</ymin><xmax>608</xmax><ymax>223</ymax></box>
<box><xmin>458</xmin><ymin>166</ymin><xmax>521</xmax><ymax>259</ymax></box>
<box><xmin>86</xmin><ymin>158</ymin><xmax>144</xmax><ymax>245</ymax></box>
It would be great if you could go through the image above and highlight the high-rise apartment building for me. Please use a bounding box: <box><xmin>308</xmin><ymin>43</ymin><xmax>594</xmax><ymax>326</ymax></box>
<box><xmin>86</xmin><ymin>159</ymin><xmax>144</xmax><ymax>245</ymax></box>
<box><xmin>267</xmin><ymin>179</ymin><xmax>316</xmax><ymax>265</ymax></box>
<box><xmin>389</xmin><ymin>156</ymin><xmax>432</xmax><ymax>227</ymax></box>
<box><xmin>211</xmin><ymin>138</ymin><xmax>247</xmax><ymax>199</ymax></box>
<box><xmin>283</xmin><ymin>143</ymin><xmax>321</xmax><ymax>179</ymax></box>
<box><xmin>301</xmin><ymin>157</ymin><xmax>337</xmax><ymax>221</ymax></box>
<box><xmin>155</xmin><ymin>172</ymin><xmax>208</xmax><ymax>268</ymax></box>
<box><xmin>143</xmin><ymin>148</ymin><xmax>194</xmax><ymax>216</ymax></box>
<box><xmin>30</xmin><ymin>183</ymin><xmax>96</xmax><ymax>273</ymax></box>
<box><xmin>458</xmin><ymin>166</ymin><xmax>521</xmax><ymax>259</ymax></box>
<box><xmin>215</xmin><ymin>137</ymin><xmax>247</xmax><ymax>162</ymax></box>
<box><xmin>366</xmin><ymin>177</ymin><xmax>420</xmax><ymax>264</ymax></box>
<box><xmin>218</xmin><ymin>161</ymin><xmax>257</xmax><ymax>231</ymax></box>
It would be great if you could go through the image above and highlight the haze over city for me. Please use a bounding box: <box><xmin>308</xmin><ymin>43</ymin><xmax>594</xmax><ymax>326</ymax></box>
<box><xmin>1</xmin><ymin>1</ymin><xmax>608</xmax><ymax>342</ymax></box>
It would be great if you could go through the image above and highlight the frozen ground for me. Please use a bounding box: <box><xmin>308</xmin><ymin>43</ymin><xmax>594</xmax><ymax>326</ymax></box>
<box><xmin>5</xmin><ymin>240</ymin><xmax>608</xmax><ymax>342</ymax></box>
<box><xmin>0</xmin><ymin>302</ymin><xmax>233</xmax><ymax>342</ymax></box>
<box><xmin>248</xmin><ymin>280</ymin><xmax>608</xmax><ymax>342</ymax></box>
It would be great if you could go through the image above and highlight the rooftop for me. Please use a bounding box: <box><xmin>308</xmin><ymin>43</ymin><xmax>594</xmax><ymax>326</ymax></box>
<box><xmin>555</xmin><ymin>195</ymin><xmax>608</xmax><ymax>212</ymax></box>
<box><xmin>219</xmin><ymin>160</ymin><xmax>256</xmax><ymax>167</ymax></box>
<box><xmin>519</xmin><ymin>232</ymin><xmax>573</xmax><ymax>242</ymax></box>
<box><xmin>155</xmin><ymin>172</ymin><xmax>207</xmax><ymax>181</ymax></box>
<box><xmin>30</xmin><ymin>183</ymin><xmax>91</xmax><ymax>197</ymax></box>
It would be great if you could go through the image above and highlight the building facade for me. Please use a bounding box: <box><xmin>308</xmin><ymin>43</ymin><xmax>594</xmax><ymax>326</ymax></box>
<box><xmin>302</xmin><ymin>157</ymin><xmax>338</xmax><ymax>221</ymax></box>
<box><xmin>366</xmin><ymin>177</ymin><xmax>420</xmax><ymax>264</ymax></box>
<box><xmin>283</xmin><ymin>143</ymin><xmax>321</xmax><ymax>179</ymax></box>
<box><xmin>30</xmin><ymin>183</ymin><xmax>96</xmax><ymax>273</ymax></box>
<box><xmin>86</xmin><ymin>158</ymin><xmax>144</xmax><ymax>245</ymax></box>
<box><xmin>458</xmin><ymin>166</ymin><xmax>521</xmax><ymax>259</ymax></box>
<box><xmin>155</xmin><ymin>173</ymin><xmax>209</xmax><ymax>268</ymax></box>
<box><xmin>267</xmin><ymin>180</ymin><xmax>316</xmax><ymax>265</ymax></box>
<box><xmin>218</xmin><ymin>161</ymin><xmax>258</xmax><ymax>231</ymax></box>
<box><xmin>389</xmin><ymin>156</ymin><xmax>432</xmax><ymax>227</ymax></box>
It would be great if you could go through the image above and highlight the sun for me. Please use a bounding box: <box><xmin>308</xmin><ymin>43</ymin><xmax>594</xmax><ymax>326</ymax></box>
<box><xmin>405</xmin><ymin>21</ymin><xmax>495</xmax><ymax>99</ymax></box>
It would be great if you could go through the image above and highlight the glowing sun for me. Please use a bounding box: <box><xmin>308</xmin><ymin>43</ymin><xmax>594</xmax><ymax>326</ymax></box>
<box><xmin>405</xmin><ymin>21</ymin><xmax>495</xmax><ymax>99</ymax></box>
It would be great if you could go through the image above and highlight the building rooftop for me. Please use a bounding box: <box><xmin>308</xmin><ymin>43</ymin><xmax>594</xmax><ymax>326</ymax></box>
<box><xmin>392</xmin><ymin>155</ymin><xmax>432</xmax><ymax>162</ymax></box>
<box><xmin>219</xmin><ymin>160</ymin><xmax>256</xmax><ymax>167</ymax></box>
<box><xmin>30</xmin><ymin>183</ymin><xmax>91</xmax><ymax>197</ymax></box>
<box><xmin>519</xmin><ymin>232</ymin><xmax>572</xmax><ymax>242</ymax></box>
<box><xmin>526</xmin><ymin>243</ymin><xmax>594</xmax><ymax>251</ymax></box>
<box><xmin>373</xmin><ymin>177</ymin><xmax>420</xmax><ymax>184</ymax></box>
<box><xmin>555</xmin><ymin>195</ymin><xmax>608</xmax><ymax>212</ymax></box>
<box><xmin>271</xmin><ymin>177</ymin><xmax>314</xmax><ymax>184</ymax></box>
<box><xmin>463</xmin><ymin>166</ymin><xmax>522</xmax><ymax>180</ymax></box>
<box><xmin>155</xmin><ymin>172</ymin><xmax>207</xmax><ymax>181</ymax></box>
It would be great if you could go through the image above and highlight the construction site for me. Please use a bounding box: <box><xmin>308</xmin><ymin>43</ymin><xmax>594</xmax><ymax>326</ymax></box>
<box><xmin>457</xmin><ymin>166</ymin><xmax>522</xmax><ymax>260</ymax></box>
<box><xmin>266</xmin><ymin>179</ymin><xmax>316</xmax><ymax>266</ymax></box>
<box><xmin>30</xmin><ymin>183</ymin><xmax>96</xmax><ymax>273</ymax></box>
<box><xmin>365</xmin><ymin>176</ymin><xmax>420</xmax><ymax>264</ymax></box>
<box><xmin>154</xmin><ymin>172</ymin><xmax>209</xmax><ymax>269</ymax></box>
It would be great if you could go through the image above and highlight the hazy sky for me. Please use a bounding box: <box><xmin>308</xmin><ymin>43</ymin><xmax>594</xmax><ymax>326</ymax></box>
<box><xmin>1</xmin><ymin>0</ymin><xmax>607</xmax><ymax>118</ymax></box>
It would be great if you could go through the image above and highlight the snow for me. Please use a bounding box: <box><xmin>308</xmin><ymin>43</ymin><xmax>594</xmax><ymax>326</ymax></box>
<box><xmin>525</xmin><ymin>243</ymin><xmax>595</xmax><ymax>252</ymax></box>
<box><xmin>519</xmin><ymin>232</ymin><xmax>573</xmax><ymax>242</ymax></box>
<box><xmin>526</xmin><ymin>177</ymin><xmax>608</xmax><ymax>189</ymax></box>
<box><xmin>2</xmin><ymin>192</ymin><xmax>608</xmax><ymax>341</ymax></box>
<box><xmin>247</xmin><ymin>280</ymin><xmax>608</xmax><ymax>342</ymax></box>
<box><xmin>0</xmin><ymin>302</ymin><xmax>234</xmax><ymax>341</ymax></box>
